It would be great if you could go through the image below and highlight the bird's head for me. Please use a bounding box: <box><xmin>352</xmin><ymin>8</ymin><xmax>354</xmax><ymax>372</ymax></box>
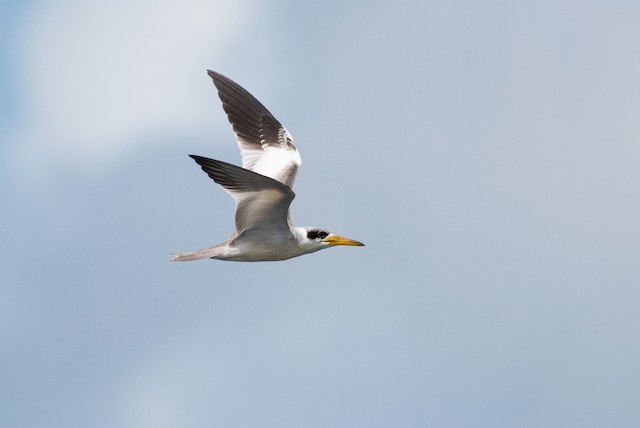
<box><xmin>299</xmin><ymin>227</ymin><xmax>365</xmax><ymax>252</ymax></box>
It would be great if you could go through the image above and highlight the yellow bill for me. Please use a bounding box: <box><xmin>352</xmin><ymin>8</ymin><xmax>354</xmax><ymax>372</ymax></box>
<box><xmin>323</xmin><ymin>234</ymin><xmax>365</xmax><ymax>247</ymax></box>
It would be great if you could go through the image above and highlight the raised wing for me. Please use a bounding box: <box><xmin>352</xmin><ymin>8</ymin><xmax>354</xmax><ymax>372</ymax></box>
<box><xmin>189</xmin><ymin>155</ymin><xmax>295</xmax><ymax>241</ymax></box>
<box><xmin>207</xmin><ymin>70</ymin><xmax>301</xmax><ymax>189</ymax></box>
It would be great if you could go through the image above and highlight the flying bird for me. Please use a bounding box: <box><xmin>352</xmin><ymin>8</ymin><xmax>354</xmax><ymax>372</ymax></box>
<box><xmin>171</xmin><ymin>70</ymin><xmax>364</xmax><ymax>262</ymax></box>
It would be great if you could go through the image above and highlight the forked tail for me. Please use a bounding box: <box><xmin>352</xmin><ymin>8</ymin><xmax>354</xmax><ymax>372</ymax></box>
<box><xmin>170</xmin><ymin>246</ymin><xmax>224</xmax><ymax>261</ymax></box>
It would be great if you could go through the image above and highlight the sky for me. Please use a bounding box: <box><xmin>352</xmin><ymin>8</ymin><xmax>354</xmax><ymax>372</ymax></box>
<box><xmin>2</xmin><ymin>0</ymin><xmax>640</xmax><ymax>426</ymax></box>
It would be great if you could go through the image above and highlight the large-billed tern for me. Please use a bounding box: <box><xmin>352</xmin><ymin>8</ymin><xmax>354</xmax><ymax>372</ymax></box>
<box><xmin>171</xmin><ymin>70</ymin><xmax>364</xmax><ymax>262</ymax></box>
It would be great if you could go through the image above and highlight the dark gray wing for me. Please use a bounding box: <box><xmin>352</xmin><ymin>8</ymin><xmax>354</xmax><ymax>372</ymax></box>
<box><xmin>207</xmin><ymin>70</ymin><xmax>301</xmax><ymax>188</ymax></box>
<box><xmin>189</xmin><ymin>155</ymin><xmax>295</xmax><ymax>240</ymax></box>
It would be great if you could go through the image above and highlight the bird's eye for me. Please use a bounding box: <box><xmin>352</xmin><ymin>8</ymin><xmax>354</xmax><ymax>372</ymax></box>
<box><xmin>307</xmin><ymin>230</ymin><xmax>328</xmax><ymax>240</ymax></box>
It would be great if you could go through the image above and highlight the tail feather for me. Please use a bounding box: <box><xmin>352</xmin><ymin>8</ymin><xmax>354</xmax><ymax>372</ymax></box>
<box><xmin>170</xmin><ymin>246</ymin><xmax>224</xmax><ymax>261</ymax></box>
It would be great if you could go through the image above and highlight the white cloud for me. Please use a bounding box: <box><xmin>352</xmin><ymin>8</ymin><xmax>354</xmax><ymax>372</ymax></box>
<box><xmin>14</xmin><ymin>0</ymin><xmax>263</xmax><ymax>169</ymax></box>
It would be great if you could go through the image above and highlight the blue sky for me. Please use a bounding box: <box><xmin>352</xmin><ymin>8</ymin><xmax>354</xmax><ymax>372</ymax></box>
<box><xmin>2</xmin><ymin>0</ymin><xmax>640</xmax><ymax>426</ymax></box>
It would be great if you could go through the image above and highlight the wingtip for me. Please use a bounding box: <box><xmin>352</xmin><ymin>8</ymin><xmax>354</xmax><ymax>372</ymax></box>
<box><xmin>189</xmin><ymin>154</ymin><xmax>210</xmax><ymax>165</ymax></box>
<box><xmin>207</xmin><ymin>69</ymin><xmax>222</xmax><ymax>82</ymax></box>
